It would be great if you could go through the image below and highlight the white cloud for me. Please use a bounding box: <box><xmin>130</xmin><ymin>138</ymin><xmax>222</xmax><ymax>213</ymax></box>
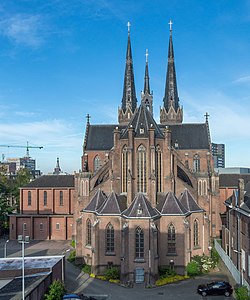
<box><xmin>233</xmin><ymin>75</ymin><xmax>250</xmax><ymax>84</ymax></box>
<box><xmin>0</xmin><ymin>14</ymin><xmax>45</xmax><ymax>47</ymax></box>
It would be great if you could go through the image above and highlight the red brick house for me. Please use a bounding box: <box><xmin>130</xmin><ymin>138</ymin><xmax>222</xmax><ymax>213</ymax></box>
<box><xmin>75</xmin><ymin>24</ymin><xmax>220</xmax><ymax>283</ymax></box>
<box><xmin>9</xmin><ymin>175</ymin><xmax>75</xmax><ymax>240</ymax></box>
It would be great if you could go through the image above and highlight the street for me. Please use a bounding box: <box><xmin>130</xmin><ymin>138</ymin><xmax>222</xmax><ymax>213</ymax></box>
<box><xmin>0</xmin><ymin>238</ymin><xmax>236</xmax><ymax>300</ymax></box>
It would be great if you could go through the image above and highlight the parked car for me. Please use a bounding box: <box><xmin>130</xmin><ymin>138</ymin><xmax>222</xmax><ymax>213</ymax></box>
<box><xmin>197</xmin><ymin>281</ymin><xmax>233</xmax><ymax>297</ymax></box>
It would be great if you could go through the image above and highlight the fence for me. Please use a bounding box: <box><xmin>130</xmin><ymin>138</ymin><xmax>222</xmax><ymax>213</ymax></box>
<box><xmin>214</xmin><ymin>239</ymin><xmax>250</xmax><ymax>290</ymax></box>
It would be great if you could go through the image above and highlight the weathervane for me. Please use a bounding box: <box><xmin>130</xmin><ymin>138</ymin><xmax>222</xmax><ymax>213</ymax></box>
<box><xmin>127</xmin><ymin>21</ymin><xmax>131</xmax><ymax>34</ymax></box>
<box><xmin>145</xmin><ymin>49</ymin><xmax>148</xmax><ymax>63</ymax></box>
<box><xmin>168</xmin><ymin>20</ymin><xmax>173</xmax><ymax>31</ymax></box>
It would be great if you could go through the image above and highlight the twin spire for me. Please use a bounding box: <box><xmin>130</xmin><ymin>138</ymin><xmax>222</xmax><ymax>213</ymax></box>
<box><xmin>119</xmin><ymin>20</ymin><xmax>182</xmax><ymax>125</ymax></box>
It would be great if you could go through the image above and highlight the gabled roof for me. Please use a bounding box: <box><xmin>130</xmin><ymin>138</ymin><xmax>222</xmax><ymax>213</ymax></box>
<box><xmin>163</xmin><ymin>123</ymin><xmax>209</xmax><ymax>150</ymax></box>
<box><xmin>121</xmin><ymin>104</ymin><xmax>164</xmax><ymax>139</ymax></box>
<box><xmin>157</xmin><ymin>191</ymin><xmax>188</xmax><ymax>215</ymax></box>
<box><xmin>178</xmin><ymin>189</ymin><xmax>204</xmax><ymax>213</ymax></box>
<box><xmin>123</xmin><ymin>193</ymin><xmax>160</xmax><ymax>219</ymax></box>
<box><xmin>23</xmin><ymin>175</ymin><xmax>74</xmax><ymax>188</ymax></box>
<box><xmin>98</xmin><ymin>191</ymin><xmax>127</xmax><ymax>215</ymax></box>
<box><xmin>83</xmin><ymin>189</ymin><xmax>107</xmax><ymax>212</ymax></box>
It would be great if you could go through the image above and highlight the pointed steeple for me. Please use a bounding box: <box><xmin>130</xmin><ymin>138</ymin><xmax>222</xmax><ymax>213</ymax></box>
<box><xmin>141</xmin><ymin>49</ymin><xmax>153</xmax><ymax>115</ymax></box>
<box><xmin>119</xmin><ymin>22</ymin><xmax>137</xmax><ymax>124</ymax></box>
<box><xmin>53</xmin><ymin>157</ymin><xmax>61</xmax><ymax>175</ymax></box>
<box><xmin>160</xmin><ymin>21</ymin><xmax>183</xmax><ymax>124</ymax></box>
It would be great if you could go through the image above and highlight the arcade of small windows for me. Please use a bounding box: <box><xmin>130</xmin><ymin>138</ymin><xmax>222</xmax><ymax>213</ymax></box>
<box><xmin>86</xmin><ymin>219</ymin><xmax>92</xmax><ymax>246</ymax></box>
<box><xmin>94</xmin><ymin>155</ymin><xmax>101</xmax><ymax>173</ymax></box>
<box><xmin>194</xmin><ymin>219</ymin><xmax>199</xmax><ymax>247</ymax></box>
<box><xmin>193</xmin><ymin>154</ymin><xmax>200</xmax><ymax>173</ymax></box>
<box><xmin>167</xmin><ymin>223</ymin><xmax>176</xmax><ymax>254</ymax></box>
<box><xmin>137</xmin><ymin>145</ymin><xmax>147</xmax><ymax>193</ymax></box>
<box><xmin>156</xmin><ymin>145</ymin><xmax>162</xmax><ymax>192</ymax></box>
<box><xmin>121</xmin><ymin>146</ymin><xmax>128</xmax><ymax>193</ymax></box>
<box><xmin>106</xmin><ymin>223</ymin><xmax>115</xmax><ymax>254</ymax></box>
<box><xmin>135</xmin><ymin>227</ymin><xmax>144</xmax><ymax>259</ymax></box>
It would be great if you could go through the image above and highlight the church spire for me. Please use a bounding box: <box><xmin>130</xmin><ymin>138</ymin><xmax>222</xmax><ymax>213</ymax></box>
<box><xmin>121</xmin><ymin>22</ymin><xmax>137</xmax><ymax>114</ymax></box>
<box><xmin>160</xmin><ymin>20</ymin><xmax>183</xmax><ymax>124</ymax></box>
<box><xmin>141</xmin><ymin>49</ymin><xmax>153</xmax><ymax>115</ymax></box>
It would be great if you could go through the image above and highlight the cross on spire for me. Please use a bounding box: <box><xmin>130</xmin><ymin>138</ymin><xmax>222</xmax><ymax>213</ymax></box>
<box><xmin>168</xmin><ymin>20</ymin><xmax>173</xmax><ymax>31</ymax></box>
<box><xmin>204</xmin><ymin>112</ymin><xmax>210</xmax><ymax>123</ymax></box>
<box><xmin>127</xmin><ymin>21</ymin><xmax>131</xmax><ymax>34</ymax></box>
<box><xmin>145</xmin><ymin>49</ymin><xmax>148</xmax><ymax>63</ymax></box>
<box><xmin>86</xmin><ymin>113</ymin><xmax>91</xmax><ymax>124</ymax></box>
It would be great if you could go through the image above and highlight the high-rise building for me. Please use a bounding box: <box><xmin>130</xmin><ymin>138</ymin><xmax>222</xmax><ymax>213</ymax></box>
<box><xmin>212</xmin><ymin>143</ymin><xmax>225</xmax><ymax>168</ymax></box>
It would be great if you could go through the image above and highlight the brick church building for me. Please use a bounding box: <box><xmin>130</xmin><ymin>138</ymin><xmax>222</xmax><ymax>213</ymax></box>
<box><xmin>75</xmin><ymin>23</ymin><xmax>220</xmax><ymax>283</ymax></box>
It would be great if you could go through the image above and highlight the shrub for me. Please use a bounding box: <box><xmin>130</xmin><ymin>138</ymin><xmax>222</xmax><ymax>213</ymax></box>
<box><xmin>211</xmin><ymin>248</ymin><xmax>220</xmax><ymax>267</ymax></box>
<box><xmin>67</xmin><ymin>250</ymin><xmax>76</xmax><ymax>263</ymax></box>
<box><xmin>104</xmin><ymin>267</ymin><xmax>120</xmax><ymax>280</ymax></box>
<box><xmin>82</xmin><ymin>264</ymin><xmax>91</xmax><ymax>274</ymax></box>
<box><xmin>235</xmin><ymin>285</ymin><xmax>250</xmax><ymax>300</ymax></box>
<box><xmin>159</xmin><ymin>266</ymin><xmax>176</xmax><ymax>278</ymax></box>
<box><xmin>96</xmin><ymin>275</ymin><xmax>107</xmax><ymax>281</ymax></box>
<box><xmin>155</xmin><ymin>275</ymin><xmax>189</xmax><ymax>286</ymax></box>
<box><xmin>109</xmin><ymin>279</ymin><xmax>120</xmax><ymax>284</ymax></box>
<box><xmin>186</xmin><ymin>260</ymin><xmax>201</xmax><ymax>276</ymax></box>
<box><xmin>44</xmin><ymin>280</ymin><xmax>65</xmax><ymax>300</ymax></box>
<box><xmin>71</xmin><ymin>240</ymin><xmax>76</xmax><ymax>248</ymax></box>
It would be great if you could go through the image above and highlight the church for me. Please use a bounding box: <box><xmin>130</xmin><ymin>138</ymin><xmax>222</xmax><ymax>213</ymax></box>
<box><xmin>75</xmin><ymin>22</ymin><xmax>220</xmax><ymax>284</ymax></box>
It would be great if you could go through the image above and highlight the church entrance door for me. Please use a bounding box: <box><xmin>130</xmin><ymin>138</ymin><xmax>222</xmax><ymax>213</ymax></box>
<box><xmin>135</xmin><ymin>268</ymin><xmax>144</xmax><ymax>283</ymax></box>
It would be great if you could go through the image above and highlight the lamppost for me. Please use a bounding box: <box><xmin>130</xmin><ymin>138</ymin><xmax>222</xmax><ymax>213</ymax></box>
<box><xmin>18</xmin><ymin>234</ymin><xmax>29</xmax><ymax>300</ymax></box>
<box><xmin>4</xmin><ymin>240</ymin><xmax>9</xmax><ymax>258</ymax></box>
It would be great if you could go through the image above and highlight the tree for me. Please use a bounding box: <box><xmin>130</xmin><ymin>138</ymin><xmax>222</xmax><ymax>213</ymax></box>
<box><xmin>44</xmin><ymin>280</ymin><xmax>66</xmax><ymax>300</ymax></box>
<box><xmin>0</xmin><ymin>167</ymin><xmax>31</xmax><ymax>233</ymax></box>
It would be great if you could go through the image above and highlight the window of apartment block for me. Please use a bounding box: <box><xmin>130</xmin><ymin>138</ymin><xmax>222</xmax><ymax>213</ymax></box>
<box><xmin>59</xmin><ymin>191</ymin><xmax>63</xmax><ymax>206</ymax></box>
<box><xmin>23</xmin><ymin>223</ymin><xmax>27</xmax><ymax>231</ymax></box>
<box><xmin>242</xmin><ymin>249</ymin><xmax>246</xmax><ymax>271</ymax></box>
<box><xmin>44</xmin><ymin>191</ymin><xmax>47</xmax><ymax>206</ymax></box>
<box><xmin>56</xmin><ymin>223</ymin><xmax>60</xmax><ymax>230</ymax></box>
<box><xmin>28</xmin><ymin>191</ymin><xmax>31</xmax><ymax>206</ymax></box>
<box><xmin>40</xmin><ymin>223</ymin><xmax>44</xmax><ymax>230</ymax></box>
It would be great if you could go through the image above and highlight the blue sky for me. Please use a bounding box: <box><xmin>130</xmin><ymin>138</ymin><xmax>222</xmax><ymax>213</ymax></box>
<box><xmin>0</xmin><ymin>0</ymin><xmax>250</xmax><ymax>174</ymax></box>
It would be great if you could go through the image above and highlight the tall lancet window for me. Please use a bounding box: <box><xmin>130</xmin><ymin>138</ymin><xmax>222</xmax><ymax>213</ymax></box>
<box><xmin>94</xmin><ymin>155</ymin><xmax>101</xmax><ymax>172</ymax></box>
<box><xmin>194</xmin><ymin>219</ymin><xmax>199</xmax><ymax>247</ymax></box>
<box><xmin>121</xmin><ymin>145</ymin><xmax>128</xmax><ymax>193</ymax></box>
<box><xmin>135</xmin><ymin>227</ymin><xmax>144</xmax><ymax>258</ymax></box>
<box><xmin>156</xmin><ymin>145</ymin><xmax>162</xmax><ymax>192</ymax></box>
<box><xmin>193</xmin><ymin>154</ymin><xmax>200</xmax><ymax>173</ymax></box>
<box><xmin>167</xmin><ymin>223</ymin><xmax>176</xmax><ymax>254</ymax></box>
<box><xmin>106</xmin><ymin>223</ymin><xmax>115</xmax><ymax>253</ymax></box>
<box><xmin>137</xmin><ymin>145</ymin><xmax>147</xmax><ymax>193</ymax></box>
<box><xmin>86</xmin><ymin>219</ymin><xmax>92</xmax><ymax>246</ymax></box>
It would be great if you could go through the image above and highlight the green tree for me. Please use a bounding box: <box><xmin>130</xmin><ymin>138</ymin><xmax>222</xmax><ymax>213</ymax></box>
<box><xmin>44</xmin><ymin>280</ymin><xmax>66</xmax><ymax>300</ymax></box>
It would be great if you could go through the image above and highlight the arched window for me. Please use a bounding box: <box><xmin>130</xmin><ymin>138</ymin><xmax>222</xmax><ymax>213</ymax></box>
<box><xmin>59</xmin><ymin>191</ymin><xmax>63</xmax><ymax>206</ymax></box>
<box><xmin>193</xmin><ymin>154</ymin><xmax>200</xmax><ymax>173</ymax></box>
<box><xmin>194</xmin><ymin>219</ymin><xmax>199</xmax><ymax>247</ymax></box>
<box><xmin>203</xmin><ymin>180</ymin><xmax>207</xmax><ymax>195</ymax></box>
<box><xmin>121</xmin><ymin>146</ymin><xmax>128</xmax><ymax>193</ymax></box>
<box><xmin>137</xmin><ymin>145</ymin><xmax>147</xmax><ymax>193</ymax></box>
<box><xmin>135</xmin><ymin>227</ymin><xmax>144</xmax><ymax>258</ymax></box>
<box><xmin>198</xmin><ymin>180</ymin><xmax>202</xmax><ymax>196</ymax></box>
<box><xmin>86</xmin><ymin>219</ymin><xmax>92</xmax><ymax>246</ymax></box>
<box><xmin>156</xmin><ymin>145</ymin><xmax>162</xmax><ymax>192</ymax></box>
<box><xmin>94</xmin><ymin>155</ymin><xmax>101</xmax><ymax>172</ymax></box>
<box><xmin>28</xmin><ymin>191</ymin><xmax>31</xmax><ymax>206</ymax></box>
<box><xmin>167</xmin><ymin>223</ymin><xmax>176</xmax><ymax>254</ymax></box>
<box><xmin>44</xmin><ymin>191</ymin><xmax>47</xmax><ymax>206</ymax></box>
<box><xmin>106</xmin><ymin>223</ymin><xmax>114</xmax><ymax>253</ymax></box>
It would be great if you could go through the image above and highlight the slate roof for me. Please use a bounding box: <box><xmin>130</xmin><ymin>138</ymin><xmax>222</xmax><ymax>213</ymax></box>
<box><xmin>123</xmin><ymin>193</ymin><xmax>160</xmax><ymax>219</ymax></box>
<box><xmin>156</xmin><ymin>191</ymin><xmax>188</xmax><ymax>216</ymax></box>
<box><xmin>85</xmin><ymin>122</ymin><xmax>209</xmax><ymax>151</ymax></box>
<box><xmin>219</xmin><ymin>174</ymin><xmax>250</xmax><ymax>188</ymax></box>
<box><xmin>23</xmin><ymin>175</ymin><xmax>74</xmax><ymax>188</ymax></box>
<box><xmin>83</xmin><ymin>189</ymin><xmax>107</xmax><ymax>212</ymax></box>
<box><xmin>121</xmin><ymin>104</ymin><xmax>164</xmax><ymax>139</ymax></box>
<box><xmin>98</xmin><ymin>191</ymin><xmax>127</xmax><ymax>215</ymax></box>
<box><xmin>163</xmin><ymin>123</ymin><xmax>209</xmax><ymax>150</ymax></box>
<box><xmin>178</xmin><ymin>189</ymin><xmax>204</xmax><ymax>213</ymax></box>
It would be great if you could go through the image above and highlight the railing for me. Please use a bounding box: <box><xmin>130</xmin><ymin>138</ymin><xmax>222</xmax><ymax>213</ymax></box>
<box><xmin>214</xmin><ymin>239</ymin><xmax>250</xmax><ymax>290</ymax></box>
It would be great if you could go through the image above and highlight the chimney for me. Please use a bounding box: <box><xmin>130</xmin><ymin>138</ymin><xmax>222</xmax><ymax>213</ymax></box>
<box><xmin>238</xmin><ymin>178</ymin><xmax>245</xmax><ymax>207</ymax></box>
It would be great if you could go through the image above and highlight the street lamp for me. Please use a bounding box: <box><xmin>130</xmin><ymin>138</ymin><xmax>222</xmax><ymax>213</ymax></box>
<box><xmin>18</xmin><ymin>234</ymin><xmax>29</xmax><ymax>300</ymax></box>
<box><xmin>4</xmin><ymin>240</ymin><xmax>9</xmax><ymax>258</ymax></box>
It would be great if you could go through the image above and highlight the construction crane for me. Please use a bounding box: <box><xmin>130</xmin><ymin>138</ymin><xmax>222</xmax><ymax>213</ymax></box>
<box><xmin>0</xmin><ymin>141</ymin><xmax>43</xmax><ymax>158</ymax></box>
